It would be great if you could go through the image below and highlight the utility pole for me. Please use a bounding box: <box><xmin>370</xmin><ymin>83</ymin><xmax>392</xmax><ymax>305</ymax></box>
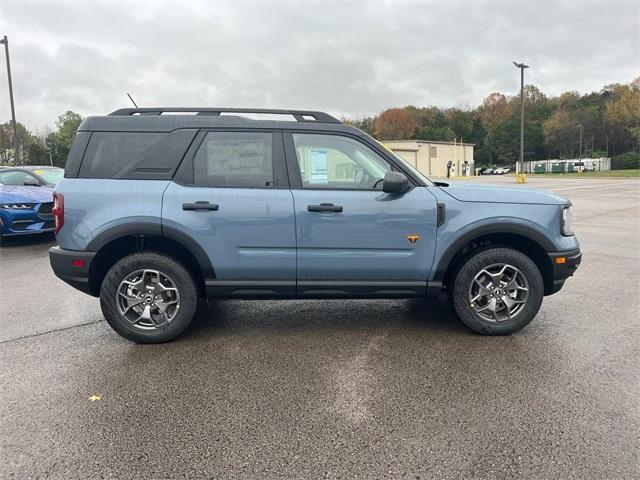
<box><xmin>0</xmin><ymin>35</ymin><xmax>20</xmax><ymax>165</ymax></box>
<box><xmin>513</xmin><ymin>61</ymin><xmax>530</xmax><ymax>175</ymax></box>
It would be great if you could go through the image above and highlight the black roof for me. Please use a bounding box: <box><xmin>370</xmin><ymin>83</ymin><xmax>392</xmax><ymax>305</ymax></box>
<box><xmin>79</xmin><ymin>107</ymin><xmax>365</xmax><ymax>136</ymax></box>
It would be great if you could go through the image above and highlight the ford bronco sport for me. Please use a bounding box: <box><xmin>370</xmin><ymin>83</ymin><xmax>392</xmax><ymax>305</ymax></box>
<box><xmin>49</xmin><ymin>108</ymin><xmax>581</xmax><ymax>343</ymax></box>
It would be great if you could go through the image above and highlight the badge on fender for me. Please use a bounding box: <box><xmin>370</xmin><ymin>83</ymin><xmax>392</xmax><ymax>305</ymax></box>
<box><xmin>406</xmin><ymin>234</ymin><xmax>420</xmax><ymax>245</ymax></box>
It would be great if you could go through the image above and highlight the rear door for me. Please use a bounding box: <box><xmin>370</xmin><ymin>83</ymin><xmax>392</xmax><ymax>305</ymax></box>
<box><xmin>285</xmin><ymin>131</ymin><xmax>438</xmax><ymax>297</ymax></box>
<box><xmin>162</xmin><ymin>130</ymin><xmax>296</xmax><ymax>297</ymax></box>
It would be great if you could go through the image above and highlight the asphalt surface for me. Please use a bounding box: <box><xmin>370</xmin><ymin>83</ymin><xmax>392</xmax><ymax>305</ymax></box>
<box><xmin>1</xmin><ymin>176</ymin><xmax>639</xmax><ymax>479</ymax></box>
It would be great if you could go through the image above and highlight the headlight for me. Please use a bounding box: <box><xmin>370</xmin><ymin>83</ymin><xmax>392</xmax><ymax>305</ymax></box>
<box><xmin>561</xmin><ymin>206</ymin><xmax>574</xmax><ymax>236</ymax></box>
<box><xmin>0</xmin><ymin>203</ymin><xmax>35</xmax><ymax>210</ymax></box>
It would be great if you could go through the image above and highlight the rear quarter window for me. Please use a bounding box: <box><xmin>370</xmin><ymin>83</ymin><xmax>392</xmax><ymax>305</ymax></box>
<box><xmin>79</xmin><ymin>132</ymin><xmax>164</xmax><ymax>179</ymax></box>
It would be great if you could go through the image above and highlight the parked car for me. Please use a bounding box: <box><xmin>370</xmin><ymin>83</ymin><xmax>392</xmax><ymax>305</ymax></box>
<box><xmin>493</xmin><ymin>167</ymin><xmax>511</xmax><ymax>175</ymax></box>
<box><xmin>49</xmin><ymin>108</ymin><xmax>581</xmax><ymax>343</ymax></box>
<box><xmin>481</xmin><ymin>168</ymin><xmax>494</xmax><ymax>175</ymax></box>
<box><xmin>572</xmin><ymin>161</ymin><xmax>597</xmax><ymax>173</ymax></box>
<box><xmin>0</xmin><ymin>166</ymin><xmax>64</xmax><ymax>188</ymax></box>
<box><xmin>0</xmin><ymin>184</ymin><xmax>55</xmax><ymax>245</ymax></box>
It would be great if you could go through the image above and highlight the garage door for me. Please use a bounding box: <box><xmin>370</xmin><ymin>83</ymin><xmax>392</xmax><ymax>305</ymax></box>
<box><xmin>393</xmin><ymin>150</ymin><xmax>418</xmax><ymax>168</ymax></box>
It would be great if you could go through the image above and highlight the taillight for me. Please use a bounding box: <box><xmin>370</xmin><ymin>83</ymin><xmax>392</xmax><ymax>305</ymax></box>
<box><xmin>52</xmin><ymin>192</ymin><xmax>64</xmax><ymax>235</ymax></box>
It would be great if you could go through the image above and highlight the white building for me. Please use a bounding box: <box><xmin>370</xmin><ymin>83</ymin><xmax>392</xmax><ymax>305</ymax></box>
<box><xmin>384</xmin><ymin>140</ymin><xmax>475</xmax><ymax>177</ymax></box>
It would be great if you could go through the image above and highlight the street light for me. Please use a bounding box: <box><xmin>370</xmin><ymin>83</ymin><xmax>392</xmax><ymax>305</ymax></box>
<box><xmin>513</xmin><ymin>61</ymin><xmax>530</xmax><ymax>175</ymax></box>
<box><xmin>0</xmin><ymin>35</ymin><xmax>19</xmax><ymax>165</ymax></box>
<box><xmin>577</xmin><ymin>124</ymin><xmax>583</xmax><ymax>159</ymax></box>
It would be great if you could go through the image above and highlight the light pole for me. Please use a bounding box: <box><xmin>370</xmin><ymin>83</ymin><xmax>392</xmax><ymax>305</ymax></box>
<box><xmin>513</xmin><ymin>61</ymin><xmax>529</xmax><ymax>175</ymax></box>
<box><xmin>577</xmin><ymin>124</ymin><xmax>583</xmax><ymax>159</ymax></box>
<box><xmin>0</xmin><ymin>35</ymin><xmax>19</xmax><ymax>165</ymax></box>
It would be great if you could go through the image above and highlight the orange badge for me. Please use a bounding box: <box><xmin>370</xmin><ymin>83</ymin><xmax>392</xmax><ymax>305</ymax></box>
<box><xmin>406</xmin><ymin>234</ymin><xmax>420</xmax><ymax>245</ymax></box>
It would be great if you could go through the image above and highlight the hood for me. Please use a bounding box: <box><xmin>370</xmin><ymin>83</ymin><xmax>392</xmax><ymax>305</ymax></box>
<box><xmin>0</xmin><ymin>185</ymin><xmax>54</xmax><ymax>204</ymax></box>
<box><xmin>438</xmin><ymin>182</ymin><xmax>568</xmax><ymax>205</ymax></box>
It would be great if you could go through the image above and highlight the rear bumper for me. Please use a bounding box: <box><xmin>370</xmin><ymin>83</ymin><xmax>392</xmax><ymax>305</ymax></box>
<box><xmin>49</xmin><ymin>246</ymin><xmax>97</xmax><ymax>296</ymax></box>
<box><xmin>547</xmin><ymin>248</ymin><xmax>582</xmax><ymax>295</ymax></box>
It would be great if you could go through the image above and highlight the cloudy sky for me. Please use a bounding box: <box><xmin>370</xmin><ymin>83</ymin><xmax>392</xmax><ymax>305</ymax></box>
<box><xmin>0</xmin><ymin>0</ymin><xmax>638</xmax><ymax>131</ymax></box>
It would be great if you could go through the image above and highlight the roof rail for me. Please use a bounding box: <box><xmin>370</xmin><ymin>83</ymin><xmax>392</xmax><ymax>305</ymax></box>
<box><xmin>108</xmin><ymin>107</ymin><xmax>341</xmax><ymax>124</ymax></box>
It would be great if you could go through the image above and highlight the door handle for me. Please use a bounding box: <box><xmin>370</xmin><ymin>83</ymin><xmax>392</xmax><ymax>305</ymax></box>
<box><xmin>182</xmin><ymin>201</ymin><xmax>219</xmax><ymax>211</ymax></box>
<box><xmin>308</xmin><ymin>203</ymin><xmax>343</xmax><ymax>213</ymax></box>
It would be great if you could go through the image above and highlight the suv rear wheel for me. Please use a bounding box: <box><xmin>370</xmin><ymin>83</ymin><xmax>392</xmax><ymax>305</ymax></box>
<box><xmin>450</xmin><ymin>247</ymin><xmax>544</xmax><ymax>335</ymax></box>
<box><xmin>100</xmin><ymin>252</ymin><xmax>198</xmax><ymax>343</ymax></box>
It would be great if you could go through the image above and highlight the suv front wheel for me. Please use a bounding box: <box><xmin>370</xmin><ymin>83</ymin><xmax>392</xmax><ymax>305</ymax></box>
<box><xmin>450</xmin><ymin>248</ymin><xmax>544</xmax><ymax>335</ymax></box>
<box><xmin>100</xmin><ymin>252</ymin><xmax>198</xmax><ymax>343</ymax></box>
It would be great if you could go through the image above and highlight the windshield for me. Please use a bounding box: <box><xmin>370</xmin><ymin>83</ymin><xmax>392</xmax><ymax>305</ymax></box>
<box><xmin>372</xmin><ymin>139</ymin><xmax>433</xmax><ymax>186</ymax></box>
<box><xmin>33</xmin><ymin>168</ymin><xmax>64</xmax><ymax>185</ymax></box>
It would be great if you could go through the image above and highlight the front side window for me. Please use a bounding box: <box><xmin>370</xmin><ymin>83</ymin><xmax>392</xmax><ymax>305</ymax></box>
<box><xmin>194</xmin><ymin>132</ymin><xmax>273</xmax><ymax>188</ymax></box>
<box><xmin>292</xmin><ymin>134</ymin><xmax>390</xmax><ymax>190</ymax></box>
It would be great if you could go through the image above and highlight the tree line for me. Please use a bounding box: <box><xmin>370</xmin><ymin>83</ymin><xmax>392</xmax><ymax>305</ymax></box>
<box><xmin>346</xmin><ymin>77</ymin><xmax>639</xmax><ymax>168</ymax></box>
<box><xmin>0</xmin><ymin>111</ymin><xmax>83</xmax><ymax>167</ymax></box>
<box><xmin>1</xmin><ymin>78</ymin><xmax>638</xmax><ymax>169</ymax></box>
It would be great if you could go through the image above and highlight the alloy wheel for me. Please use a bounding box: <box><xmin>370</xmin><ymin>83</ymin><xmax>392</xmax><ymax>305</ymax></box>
<box><xmin>468</xmin><ymin>263</ymin><xmax>529</xmax><ymax>322</ymax></box>
<box><xmin>116</xmin><ymin>269</ymin><xmax>181</xmax><ymax>330</ymax></box>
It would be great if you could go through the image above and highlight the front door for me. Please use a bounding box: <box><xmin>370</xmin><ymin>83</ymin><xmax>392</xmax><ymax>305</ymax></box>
<box><xmin>162</xmin><ymin>130</ymin><xmax>296</xmax><ymax>297</ymax></box>
<box><xmin>285</xmin><ymin>132</ymin><xmax>438</xmax><ymax>297</ymax></box>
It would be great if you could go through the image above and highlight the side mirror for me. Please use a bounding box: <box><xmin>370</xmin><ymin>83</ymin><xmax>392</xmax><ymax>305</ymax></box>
<box><xmin>382</xmin><ymin>171</ymin><xmax>410</xmax><ymax>194</ymax></box>
<box><xmin>23</xmin><ymin>180</ymin><xmax>40</xmax><ymax>187</ymax></box>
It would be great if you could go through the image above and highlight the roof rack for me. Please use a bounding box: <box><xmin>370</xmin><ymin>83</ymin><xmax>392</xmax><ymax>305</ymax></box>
<box><xmin>108</xmin><ymin>107</ymin><xmax>341</xmax><ymax>124</ymax></box>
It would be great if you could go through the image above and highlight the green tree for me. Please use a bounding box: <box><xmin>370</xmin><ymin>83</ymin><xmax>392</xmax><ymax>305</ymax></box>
<box><xmin>0</xmin><ymin>122</ymin><xmax>49</xmax><ymax>165</ymax></box>
<box><xmin>605</xmin><ymin>80</ymin><xmax>640</xmax><ymax>154</ymax></box>
<box><xmin>405</xmin><ymin>106</ymin><xmax>453</xmax><ymax>141</ymax></box>
<box><xmin>343</xmin><ymin>116</ymin><xmax>375</xmax><ymax>135</ymax></box>
<box><xmin>51</xmin><ymin>111</ymin><xmax>83</xmax><ymax>167</ymax></box>
<box><xmin>478</xmin><ymin>93</ymin><xmax>512</xmax><ymax>163</ymax></box>
<box><xmin>543</xmin><ymin>109</ymin><xmax>578</xmax><ymax>158</ymax></box>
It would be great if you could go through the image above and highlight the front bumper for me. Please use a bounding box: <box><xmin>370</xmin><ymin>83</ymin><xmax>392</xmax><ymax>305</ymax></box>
<box><xmin>49</xmin><ymin>246</ymin><xmax>97</xmax><ymax>296</ymax></box>
<box><xmin>0</xmin><ymin>203</ymin><xmax>55</xmax><ymax>236</ymax></box>
<box><xmin>547</xmin><ymin>248</ymin><xmax>582</xmax><ymax>295</ymax></box>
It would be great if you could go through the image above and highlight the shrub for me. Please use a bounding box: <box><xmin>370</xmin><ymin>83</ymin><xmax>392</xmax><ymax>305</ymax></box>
<box><xmin>612</xmin><ymin>152</ymin><xmax>640</xmax><ymax>170</ymax></box>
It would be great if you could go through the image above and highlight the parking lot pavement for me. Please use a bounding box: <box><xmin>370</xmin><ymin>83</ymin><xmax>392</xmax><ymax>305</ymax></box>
<box><xmin>1</xmin><ymin>177</ymin><xmax>639</xmax><ymax>479</ymax></box>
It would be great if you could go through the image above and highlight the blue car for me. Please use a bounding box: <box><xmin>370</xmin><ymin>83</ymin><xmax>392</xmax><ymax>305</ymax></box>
<box><xmin>0</xmin><ymin>185</ymin><xmax>55</xmax><ymax>245</ymax></box>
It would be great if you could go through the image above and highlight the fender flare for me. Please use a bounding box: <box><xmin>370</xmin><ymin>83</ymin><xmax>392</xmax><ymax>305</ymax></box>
<box><xmin>86</xmin><ymin>220</ymin><xmax>215</xmax><ymax>280</ymax></box>
<box><xmin>431</xmin><ymin>221</ymin><xmax>556</xmax><ymax>283</ymax></box>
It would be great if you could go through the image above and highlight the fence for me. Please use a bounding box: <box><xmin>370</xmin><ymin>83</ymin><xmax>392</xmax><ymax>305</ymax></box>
<box><xmin>522</xmin><ymin>158</ymin><xmax>611</xmax><ymax>174</ymax></box>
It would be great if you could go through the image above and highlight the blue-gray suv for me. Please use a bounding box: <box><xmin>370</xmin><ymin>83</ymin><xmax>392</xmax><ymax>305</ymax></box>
<box><xmin>49</xmin><ymin>108</ymin><xmax>581</xmax><ymax>343</ymax></box>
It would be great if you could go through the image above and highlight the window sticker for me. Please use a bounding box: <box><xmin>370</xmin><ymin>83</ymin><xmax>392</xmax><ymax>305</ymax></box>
<box><xmin>309</xmin><ymin>148</ymin><xmax>328</xmax><ymax>184</ymax></box>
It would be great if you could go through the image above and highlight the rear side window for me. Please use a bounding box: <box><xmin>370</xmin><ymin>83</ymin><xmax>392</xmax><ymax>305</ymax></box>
<box><xmin>193</xmin><ymin>132</ymin><xmax>273</xmax><ymax>188</ymax></box>
<box><xmin>79</xmin><ymin>132</ymin><xmax>164</xmax><ymax>179</ymax></box>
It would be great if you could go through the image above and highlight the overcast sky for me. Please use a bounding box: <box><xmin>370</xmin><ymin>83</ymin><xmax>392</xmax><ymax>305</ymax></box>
<box><xmin>0</xmin><ymin>0</ymin><xmax>638</xmax><ymax>131</ymax></box>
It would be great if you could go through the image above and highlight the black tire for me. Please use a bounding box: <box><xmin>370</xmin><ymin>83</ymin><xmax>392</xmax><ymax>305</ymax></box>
<box><xmin>450</xmin><ymin>247</ymin><xmax>544</xmax><ymax>335</ymax></box>
<box><xmin>100</xmin><ymin>252</ymin><xmax>198</xmax><ymax>343</ymax></box>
